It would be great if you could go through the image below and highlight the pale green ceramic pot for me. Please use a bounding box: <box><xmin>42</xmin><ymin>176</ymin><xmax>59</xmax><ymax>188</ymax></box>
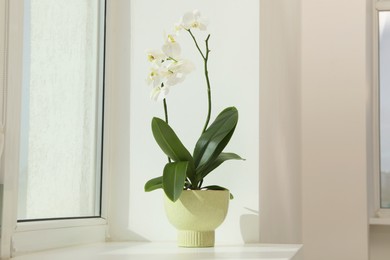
<box><xmin>164</xmin><ymin>190</ymin><xmax>230</xmax><ymax>247</ymax></box>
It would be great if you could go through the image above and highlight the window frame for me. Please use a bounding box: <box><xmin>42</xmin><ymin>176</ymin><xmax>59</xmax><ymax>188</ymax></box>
<box><xmin>0</xmin><ymin>0</ymin><xmax>114</xmax><ymax>257</ymax></box>
<box><xmin>371</xmin><ymin>0</ymin><xmax>390</xmax><ymax>223</ymax></box>
<box><xmin>17</xmin><ymin>0</ymin><xmax>106</xmax><ymax>223</ymax></box>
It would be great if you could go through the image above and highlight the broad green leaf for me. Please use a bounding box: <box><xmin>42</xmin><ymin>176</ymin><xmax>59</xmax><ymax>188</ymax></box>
<box><xmin>144</xmin><ymin>176</ymin><xmax>163</xmax><ymax>192</ymax></box>
<box><xmin>163</xmin><ymin>161</ymin><xmax>188</xmax><ymax>202</ymax></box>
<box><xmin>152</xmin><ymin>117</ymin><xmax>193</xmax><ymax>162</ymax></box>
<box><xmin>196</xmin><ymin>152</ymin><xmax>244</xmax><ymax>181</ymax></box>
<box><xmin>151</xmin><ymin>117</ymin><xmax>195</xmax><ymax>181</ymax></box>
<box><xmin>193</xmin><ymin>107</ymin><xmax>238</xmax><ymax>169</ymax></box>
<box><xmin>202</xmin><ymin>185</ymin><xmax>234</xmax><ymax>200</ymax></box>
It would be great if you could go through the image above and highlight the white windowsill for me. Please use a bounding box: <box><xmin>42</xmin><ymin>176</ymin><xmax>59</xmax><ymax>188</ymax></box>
<box><xmin>370</xmin><ymin>217</ymin><xmax>390</xmax><ymax>225</ymax></box>
<box><xmin>15</xmin><ymin>218</ymin><xmax>107</xmax><ymax>232</ymax></box>
<box><xmin>370</xmin><ymin>208</ymin><xmax>390</xmax><ymax>225</ymax></box>
<box><xmin>11</xmin><ymin>242</ymin><xmax>303</xmax><ymax>260</ymax></box>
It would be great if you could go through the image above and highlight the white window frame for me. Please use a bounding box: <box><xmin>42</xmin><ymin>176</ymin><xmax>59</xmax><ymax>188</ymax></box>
<box><xmin>371</xmin><ymin>0</ymin><xmax>390</xmax><ymax>224</ymax></box>
<box><xmin>0</xmin><ymin>0</ymin><xmax>117</xmax><ymax>257</ymax></box>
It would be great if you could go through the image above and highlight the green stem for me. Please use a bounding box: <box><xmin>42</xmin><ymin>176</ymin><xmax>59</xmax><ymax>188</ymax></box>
<box><xmin>167</xmin><ymin>56</ymin><xmax>178</xmax><ymax>62</ymax></box>
<box><xmin>187</xmin><ymin>30</ymin><xmax>212</xmax><ymax>133</ymax></box>
<box><xmin>163</xmin><ymin>98</ymin><xmax>172</xmax><ymax>163</ymax></box>
<box><xmin>188</xmin><ymin>29</ymin><xmax>206</xmax><ymax>59</ymax></box>
<box><xmin>163</xmin><ymin>98</ymin><xmax>169</xmax><ymax>124</ymax></box>
<box><xmin>202</xmin><ymin>35</ymin><xmax>212</xmax><ymax>133</ymax></box>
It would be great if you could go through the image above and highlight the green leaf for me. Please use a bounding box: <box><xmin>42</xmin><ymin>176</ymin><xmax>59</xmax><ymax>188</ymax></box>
<box><xmin>193</xmin><ymin>107</ymin><xmax>238</xmax><ymax>169</ymax></box>
<box><xmin>202</xmin><ymin>185</ymin><xmax>234</xmax><ymax>200</ymax></box>
<box><xmin>197</xmin><ymin>152</ymin><xmax>245</xmax><ymax>181</ymax></box>
<box><xmin>151</xmin><ymin>117</ymin><xmax>193</xmax><ymax>163</ymax></box>
<box><xmin>163</xmin><ymin>161</ymin><xmax>189</xmax><ymax>202</ymax></box>
<box><xmin>144</xmin><ymin>176</ymin><xmax>163</xmax><ymax>192</ymax></box>
<box><xmin>151</xmin><ymin>117</ymin><xmax>195</xmax><ymax>181</ymax></box>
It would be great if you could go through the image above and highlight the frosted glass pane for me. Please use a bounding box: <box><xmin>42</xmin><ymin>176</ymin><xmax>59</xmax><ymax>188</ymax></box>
<box><xmin>380</xmin><ymin>12</ymin><xmax>390</xmax><ymax>208</ymax></box>
<box><xmin>0</xmin><ymin>1</ymin><xmax>5</xmax><ymax>129</ymax></box>
<box><xmin>18</xmin><ymin>0</ymin><xmax>104</xmax><ymax>220</ymax></box>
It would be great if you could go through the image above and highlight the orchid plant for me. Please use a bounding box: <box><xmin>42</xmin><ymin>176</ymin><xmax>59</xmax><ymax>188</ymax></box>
<box><xmin>144</xmin><ymin>10</ymin><xmax>244</xmax><ymax>202</ymax></box>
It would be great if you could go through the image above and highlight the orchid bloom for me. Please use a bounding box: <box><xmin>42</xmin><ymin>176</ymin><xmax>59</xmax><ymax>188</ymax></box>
<box><xmin>162</xmin><ymin>33</ymin><xmax>181</xmax><ymax>60</ymax></box>
<box><xmin>146</xmin><ymin>66</ymin><xmax>163</xmax><ymax>87</ymax></box>
<box><xmin>147</xmin><ymin>57</ymin><xmax>194</xmax><ymax>99</ymax></box>
<box><xmin>167</xmin><ymin>59</ymin><xmax>194</xmax><ymax>75</ymax></box>
<box><xmin>173</xmin><ymin>22</ymin><xmax>183</xmax><ymax>33</ymax></box>
<box><xmin>150</xmin><ymin>84</ymin><xmax>170</xmax><ymax>101</ymax></box>
<box><xmin>180</xmin><ymin>10</ymin><xmax>208</xmax><ymax>31</ymax></box>
<box><xmin>146</xmin><ymin>11</ymin><xmax>205</xmax><ymax>101</ymax></box>
<box><xmin>165</xmin><ymin>59</ymin><xmax>195</xmax><ymax>86</ymax></box>
<box><xmin>146</xmin><ymin>50</ymin><xmax>166</xmax><ymax>64</ymax></box>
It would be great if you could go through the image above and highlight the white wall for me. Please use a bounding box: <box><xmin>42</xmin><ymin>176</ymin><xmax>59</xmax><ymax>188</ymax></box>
<box><xmin>262</xmin><ymin>0</ymin><xmax>390</xmax><ymax>259</ymax></box>
<box><xmin>301</xmin><ymin>0</ymin><xmax>370</xmax><ymax>259</ymax></box>
<box><xmin>259</xmin><ymin>0</ymin><xmax>302</xmax><ymax>244</ymax></box>
<box><xmin>108</xmin><ymin>0</ymin><xmax>260</xmax><ymax>244</ymax></box>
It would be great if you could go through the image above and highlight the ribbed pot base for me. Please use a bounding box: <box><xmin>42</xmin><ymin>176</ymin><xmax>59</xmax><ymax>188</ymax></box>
<box><xmin>177</xmin><ymin>230</ymin><xmax>215</xmax><ymax>247</ymax></box>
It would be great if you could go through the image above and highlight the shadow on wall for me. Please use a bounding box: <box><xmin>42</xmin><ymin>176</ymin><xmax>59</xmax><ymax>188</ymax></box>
<box><xmin>240</xmin><ymin>208</ymin><xmax>260</xmax><ymax>243</ymax></box>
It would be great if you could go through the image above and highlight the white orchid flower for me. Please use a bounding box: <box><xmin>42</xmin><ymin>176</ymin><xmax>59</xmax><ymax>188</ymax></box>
<box><xmin>180</xmin><ymin>10</ymin><xmax>208</xmax><ymax>31</ymax></box>
<box><xmin>164</xmin><ymin>59</ymin><xmax>195</xmax><ymax>87</ymax></box>
<box><xmin>146</xmin><ymin>50</ymin><xmax>166</xmax><ymax>64</ymax></box>
<box><xmin>146</xmin><ymin>24</ymin><xmax>197</xmax><ymax>102</ymax></box>
<box><xmin>146</xmin><ymin>66</ymin><xmax>163</xmax><ymax>87</ymax></box>
<box><xmin>165</xmin><ymin>71</ymin><xmax>185</xmax><ymax>86</ymax></box>
<box><xmin>162</xmin><ymin>42</ymin><xmax>181</xmax><ymax>60</ymax></box>
<box><xmin>169</xmin><ymin>59</ymin><xmax>195</xmax><ymax>74</ymax></box>
<box><xmin>150</xmin><ymin>85</ymin><xmax>170</xmax><ymax>101</ymax></box>
<box><xmin>166</xmin><ymin>33</ymin><xmax>177</xmax><ymax>43</ymax></box>
<box><xmin>173</xmin><ymin>23</ymin><xmax>183</xmax><ymax>33</ymax></box>
<box><xmin>162</xmin><ymin>33</ymin><xmax>181</xmax><ymax>60</ymax></box>
<box><xmin>147</xmin><ymin>58</ymin><xmax>193</xmax><ymax>91</ymax></box>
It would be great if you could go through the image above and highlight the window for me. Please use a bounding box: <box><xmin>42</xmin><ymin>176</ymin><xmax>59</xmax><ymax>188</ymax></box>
<box><xmin>369</xmin><ymin>0</ymin><xmax>390</xmax><ymax>223</ymax></box>
<box><xmin>0</xmin><ymin>0</ymin><xmax>109</xmax><ymax>257</ymax></box>
<box><xmin>17</xmin><ymin>0</ymin><xmax>106</xmax><ymax>221</ymax></box>
<box><xmin>374</xmin><ymin>1</ymin><xmax>390</xmax><ymax>218</ymax></box>
<box><xmin>379</xmin><ymin>10</ymin><xmax>390</xmax><ymax>209</ymax></box>
<box><xmin>0</xmin><ymin>2</ymin><xmax>5</xmax><ymax>132</ymax></box>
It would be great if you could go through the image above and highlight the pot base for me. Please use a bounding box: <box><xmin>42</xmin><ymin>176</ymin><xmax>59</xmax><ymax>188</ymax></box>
<box><xmin>178</xmin><ymin>230</ymin><xmax>215</xmax><ymax>247</ymax></box>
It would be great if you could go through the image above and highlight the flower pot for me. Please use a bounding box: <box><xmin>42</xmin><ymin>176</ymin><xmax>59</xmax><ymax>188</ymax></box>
<box><xmin>164</xmin><ymin>189</ymin><xmax>230</xmax><ymax>247</ymax></box>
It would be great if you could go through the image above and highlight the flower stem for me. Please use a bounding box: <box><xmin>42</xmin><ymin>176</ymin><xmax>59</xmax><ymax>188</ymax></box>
<box><xmin>163</xmin><ymin>98</ymin><xmax>172</xmax><ymax>163</ymax></box>
<box><xmin>202</xmin><ymin>34</ymin><xmax>212</xmax><ymax>133</ymax></box>
<box><xmin>188</xmin><ymin>29</ymin><xmax>205</xmax><ymax>59</ymax></box>
<box><xmin>187</xmin><ymin>30</ymin><xmax>212</xmax><ymax>133</ymax></box>
<box><xmin>163</xmin><ymin>98</ymin><xmax>169</xmax><ymax>124</ymax></box>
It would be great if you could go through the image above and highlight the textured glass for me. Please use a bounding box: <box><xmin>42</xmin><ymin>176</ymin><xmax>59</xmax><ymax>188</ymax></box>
<box><xmin>18</xmin><ymin>0</ymin><xmax>104</xmax><ymax>220</ymax></box>
<box><xmin>0</xmin><ymin>2</ymin><xmax>5</xmax><ymax>129</ymax></box>
<box><xmin>380</xmin><ymin>11</ymin><xmax>390</xmax><ymax>208</ymax></box>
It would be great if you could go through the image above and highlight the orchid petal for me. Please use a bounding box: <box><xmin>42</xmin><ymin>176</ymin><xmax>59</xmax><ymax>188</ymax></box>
<box><xmin>180</xmin><ymin>10</ymin><xmax>208</xmax><ymax>31</ymax></box>
<box><xmin>146</xmin><ymin>49</ymin><xmax>166</xmax><ymax>64</ymax></box>
<box><xmin>150</xmin><ymin>85</ymin><xmax>170</xmax><ymax>101</ymax></box>
<box><xmin>181</xmin><ymin>12</ymin><xmax>194</xmax><ymax>29</ymax></box>
<box><xmin>193</xmin><ymin>10</ymin><xmax>201</xmax><ymax>19</ymax></box>
<box><xmin>162</xmin><ymin>42</ymin><xmax>181</xmax><ymax>59</ymax></box>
